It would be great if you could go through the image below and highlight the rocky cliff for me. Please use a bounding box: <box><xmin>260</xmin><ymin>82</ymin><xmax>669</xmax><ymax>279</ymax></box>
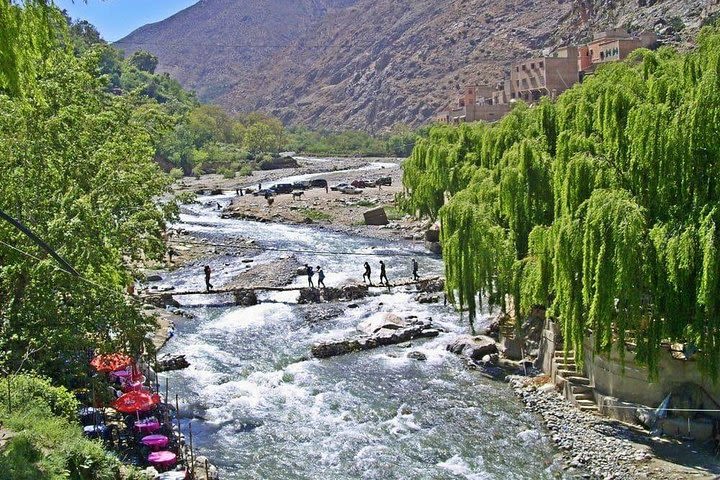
<box><xmin>117</xmin><ymin>0</ymin><xmax>719</xmax><ymax>131</ymax></box>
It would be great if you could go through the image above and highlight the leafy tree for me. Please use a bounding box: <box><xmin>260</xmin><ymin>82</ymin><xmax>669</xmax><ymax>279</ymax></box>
<box><xmin>0</xmin><ymin>6</ymin><xmax>174</xmax><ymax>379</ymax></box>
<box><xmin>128</xmin><ymin>49</ymin><xmax>159</xmax><ymax>74</ymax></box>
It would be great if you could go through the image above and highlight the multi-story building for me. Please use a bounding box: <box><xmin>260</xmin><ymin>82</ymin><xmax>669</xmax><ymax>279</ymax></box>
<box><xmin>435</xmin><ymin>30</ymin><xmax>656</xmax><ymax>125</ymax></box>
<box><xmin>578</xmin><ymin>30</ymin><xmax>657</xmax><ymax>76</ymax></box>
<box><xmin>509</xmin><ymin>46</ymin><xmax>579</xmax><ymax>103</ymax></box>
<box><xmin>436</xmin><ymin>85</ymin><xmax>511</xmax><ymax>124</ymax></box>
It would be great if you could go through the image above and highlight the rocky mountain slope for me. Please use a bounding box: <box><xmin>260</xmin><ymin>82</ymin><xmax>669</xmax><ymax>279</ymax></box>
<box><xmin>117</xmin><ymin>0</ymin><xmax>719</xmax><ymax>131</ymax></box>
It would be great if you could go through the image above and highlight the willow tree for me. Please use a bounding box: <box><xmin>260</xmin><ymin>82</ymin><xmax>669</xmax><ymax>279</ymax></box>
<box><xmin>404</xmin><ymin>26</ymin><xmax>720</xmax><ymax>379</ymax></box>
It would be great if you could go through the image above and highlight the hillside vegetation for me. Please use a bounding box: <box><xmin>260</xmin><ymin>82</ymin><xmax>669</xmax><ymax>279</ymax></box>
<box><xmin>401</xmin><ymin>26</ymin><xmax>720</xmax><ymax>379</ymax></box>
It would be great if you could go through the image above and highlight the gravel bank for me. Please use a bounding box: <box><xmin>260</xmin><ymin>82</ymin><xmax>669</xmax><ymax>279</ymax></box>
<box><xmin>508</xmin><ymin>376</ymin><xmax>718</xmax><ymax>480</ymax></box>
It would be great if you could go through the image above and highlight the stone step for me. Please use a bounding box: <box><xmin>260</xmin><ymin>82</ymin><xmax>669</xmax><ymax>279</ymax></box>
<box><xmin>571</xmin><ymin>385</ymin><xmax>593</xmax><ymax>395</ymax></box>
<box><xmin>576</xmin><ymin>399</ymin><xmax>597</xmax><ymax>408</ymax></box>
<box><xmin>555</xmin><ymin>361</ymin><xmax>577</xmax><ymax>369</ymax></box>
<box><xmin>579</xmin><ymin>405</ymin><xmax>599</xmax><ymax>413</ymax></box>
<box><xmin>574</xmin><ymin>393</ymin><xmax>595</xmax><ymax>402</ymax></box>
<box><xmin>557</xmin><ymin>368</ymin><xmax>579</xmax><ymax>377</ymax></box>
<box><xmin>554</xmin><ymin>350</ymin><xmax>575</xmax><ymax>357</ymax></box>
<box><xmin>566</xmin><ymin>376</ymin><xmax>591</xmax><ymax>386</ymax></box>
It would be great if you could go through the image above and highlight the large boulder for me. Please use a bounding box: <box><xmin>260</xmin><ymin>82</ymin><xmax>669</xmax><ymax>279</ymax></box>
<box><xmin>358</xmin><ymin>313</ymin><xmax>407</xmax><ymax>335</ymax></box>
<box><xmin>234</xmin><ymin>289</ymin><xmax>258</xmax><ymax>306</ymax></box>
<box><xmin>259</xmin><ymin>155</ymin><xmax>299</xmax><ymax>170</ymax></box>
<box><xmin>424</xmin><ymin>229</ymin><xmax>440</xmax><ymax>242</ymax></box>
<box><xmin>425</xmin><ymin>241</ymin><xmax>442</xmax><ymax>254</ymax></box>
<box><xmin>364</xmin><ymin>207</ymin><xmax>389</xmax><ymax>226</ymax></box>
<box><xmin>447</xmin><ymin>335</ymin><xmax>499</xmax><ymax>361</ymax></box>
<box><xmin>145</xmin><ymin>293</ymin><xmax>180</xmax><ymax>308</ymax></box>
<box><xmin>298</xmin><ymin>288</ymin><xmax>321</xmax><ymax>304</ymax></box>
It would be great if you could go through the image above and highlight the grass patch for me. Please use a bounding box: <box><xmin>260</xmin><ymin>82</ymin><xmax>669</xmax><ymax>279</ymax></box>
<box><xmin>385</xmin><ymin>206</ymin><xmax>404</xmax><ymax>221</ymax></box>
<box><xmin>299</xmin><ymin>208</ymin><xmax>332</xmax><ymax>222</ymax></box>
<box><xmin>0</xmin><ymin>375</ymin><xmax>128</xmax><ymax>480</ymax></box>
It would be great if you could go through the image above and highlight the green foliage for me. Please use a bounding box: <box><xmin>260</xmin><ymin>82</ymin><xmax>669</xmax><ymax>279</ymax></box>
<box><xmin>0</xmin><ymin>376</ymin><xmax>121</xmax><ymax>480</ymax></box>
<box><xmin>0</xmin><ymin>374</ymin><xmax>79</xmax><ymax>420</ymax></box>
<box><xmin>404</xmin><ymin>27</ymin><xmax>720</xmax><ymax>379</ymax></box>
<box><xmin>0</xmin><ymin>6</ymin><xmax>170</xmax><ymax>378</ymax></box>
<box><xmin>299</xmin><ymin>208</ymin><xmax>332</xmax><ymax>222</ymax></box>
<box><xmin>169</xmin><ymin>167</ymin><xmax>184</xmax><ymax>180</ymax></box>
<box><xmin>128</xmin><ymin>50</ymin><xmax>158</xmax><ymax>74</ymax></box>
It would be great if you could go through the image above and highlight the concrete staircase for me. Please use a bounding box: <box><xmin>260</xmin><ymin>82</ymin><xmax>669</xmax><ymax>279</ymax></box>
<box><xmin>553</xmin><ymin>350</ymin><xmax>599</xmax><ymax>414</ymax></box>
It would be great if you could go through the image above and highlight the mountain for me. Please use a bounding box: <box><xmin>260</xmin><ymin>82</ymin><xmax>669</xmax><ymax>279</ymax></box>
<box><xmin>117</xmin><ymin>0</ymin><xmax>719</xmax><ymax>131</ymax></box>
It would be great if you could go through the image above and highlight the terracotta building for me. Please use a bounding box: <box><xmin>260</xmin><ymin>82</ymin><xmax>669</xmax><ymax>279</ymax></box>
<box><xmin>436</xmin><ymin>85</ymin><xmax>511</xmax><ymax>124</ymax></box>
<box><xmin>434</xmin><ymin>30</ymin><xmax>655</xmax><ymax>125</ymax></box>
<box><xmin>578</xmin><ymin>29</ymin><xmax>657</xmax><ymax>75</ymax></box>
<box><xmin>509</xmin><ymin>46</ymin><xmax>579</xmax><ymax>103</ymax></box>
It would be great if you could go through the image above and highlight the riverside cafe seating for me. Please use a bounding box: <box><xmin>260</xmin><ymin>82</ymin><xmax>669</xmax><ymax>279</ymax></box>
<box><xmin>84</xmin><ymin>353</ymin><xmax>186</xmax><ymax>475</ymax></box>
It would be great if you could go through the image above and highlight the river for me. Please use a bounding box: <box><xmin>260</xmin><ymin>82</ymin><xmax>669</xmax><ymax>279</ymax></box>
<box><xmin>155</xmin><ymin>164</ymin><xmax>565</xmax><ymax>479</ymax></box>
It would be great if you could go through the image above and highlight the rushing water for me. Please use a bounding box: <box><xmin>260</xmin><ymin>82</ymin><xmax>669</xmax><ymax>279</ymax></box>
<box><xmin>155</xmin><ymin>165</ymin><xmax>564</xmax><ymax>479</ymax></box>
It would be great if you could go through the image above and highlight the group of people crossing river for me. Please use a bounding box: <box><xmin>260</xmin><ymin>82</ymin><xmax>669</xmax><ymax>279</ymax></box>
<box><xmin>202</xmin><ymin>259</ymin><xmax>422</xmax><ymax>292</ymax></box>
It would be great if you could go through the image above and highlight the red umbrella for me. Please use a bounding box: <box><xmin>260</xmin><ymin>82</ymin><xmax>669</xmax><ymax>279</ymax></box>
<box><xmin>112</xmin><ymin>391</ymin><xmax>160</xmax><ymax>414</ymax></box>
<box><xmin>90</xmin><ymin>353</ymin><xmax>133</xmax><ymax>373</ymax></box>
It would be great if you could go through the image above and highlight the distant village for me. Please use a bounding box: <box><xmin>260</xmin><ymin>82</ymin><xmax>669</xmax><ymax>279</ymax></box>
<box><xmin>436</xmin><ymin>29</ymin><xmax>657</xmax><ymax>124</ymax></box>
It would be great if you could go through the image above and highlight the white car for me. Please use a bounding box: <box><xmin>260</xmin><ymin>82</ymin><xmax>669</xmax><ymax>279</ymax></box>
<box><xmin>339</xmin><ymin>185</ymin><xmax>363</xmax><ymax>195</ymax></box>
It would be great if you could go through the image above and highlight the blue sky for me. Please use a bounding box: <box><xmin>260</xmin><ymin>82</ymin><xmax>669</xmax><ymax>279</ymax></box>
<box><xmin>55</xmin><ymin>0</ymin><xmax>199</xmax><ymax>41</ymax></box>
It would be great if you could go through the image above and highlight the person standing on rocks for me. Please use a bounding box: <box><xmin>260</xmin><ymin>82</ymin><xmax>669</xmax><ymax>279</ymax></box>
<box><xmin>204</xmin><ymin>265</ymin><xmax>213</xmax><ymax>291</ymax></box>
<box><xmin>412</xmin><ymin>258</ymin><xmax>420</xmax><ymax>281</ymax></box>
<box><xmin>379</xmin><ymin>261</ymin><xmax>389</xmax><ymax>287</ymax></box>
<box><xmin>363</xmin><ymin>262</ymin><xmax>372</xmax><ymax>286</ymax></box>
<box><xmin>317</xmin><ymin>266</ymin><xmax>326</xmax><ymax>289</ymax></box>
<box><xmin>305</xmin><ymin>264</ymin><xmax>315</xmax><ymax>288</ymax></box>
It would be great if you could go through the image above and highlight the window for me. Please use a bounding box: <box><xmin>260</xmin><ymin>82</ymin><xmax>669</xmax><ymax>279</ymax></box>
<box><xmin>516</xmin><ymin>66</ymin><xmax>519</xmax><ymax>72</ymax></box>
<box><xmin>516</xmin><ymin>80</ymin><xmax>520</xmax><ymax>87</ymax></box>
<box><xmin>539</xmin><ymin>61</ymin><xmax>544</xmax><ymax>68</ymax></box>
<box><xmin>531</xmin><ymin>62</ymin><xmax>535</xmax><ymax>69</ymax></box>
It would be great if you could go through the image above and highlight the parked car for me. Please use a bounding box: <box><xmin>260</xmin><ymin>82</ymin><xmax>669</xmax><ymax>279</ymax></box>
<box><xmin>292</xmin><ymin>181</ymin><xmax>312</xmax><ymax>190</ymax></box>
<box><xmin>253</xmin><ymin>189</ymin><xmax>275</xmax><ymax>197</ymax></box>
<box><xmin>351</xmin><ymin>179</ymin><xmax>374</xmax><ymax>188</ymax></box>
<box><xmin>339</xmin><ymin>185</ymin><xmax>363</xmax><ymax>194</ymax></box>
<box><xmin>375</xmin><ymin>176</ymin><xmax>392</xmax><ymax>186</ymax></box>
<box><xmin>273</xmin><ymin>183</ymin><xmax>294</xmax><ymax>194</ymax></box>
<box><xmin>310</xmin><ymin>179</ymin><xmax>328</xmax><ymax>189</ymax></box>
<box><xmin>330</xmin><ymin>182</ymin><xmax>350</xmax><ymax>191</ymax></box>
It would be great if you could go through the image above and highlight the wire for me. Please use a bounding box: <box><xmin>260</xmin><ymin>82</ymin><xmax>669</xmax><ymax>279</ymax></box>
<box><xmin>168</xmin><ymin>238</ymin><xmax>434</xmax><ymax>258</ymax></box>
<box><xmin>0</xmin><ymin>239</ymin><xmax>123</xmax><ymax>296</ymax></box>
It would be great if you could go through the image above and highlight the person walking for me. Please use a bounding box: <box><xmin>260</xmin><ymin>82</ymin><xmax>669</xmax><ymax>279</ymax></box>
<box><xmin>305</xmin><ymin>264</ymin><xmax>315</xmax><ymax>288</ymax></box>
<box><xmin>204</xmin><ymin>265</ymin><xmax>213</xmax><ymax>291</ymax></box>
<box><xmin>379</xmin><ymin>261</ymin><xmax>389</xmax><ymax>287</ymax></box>
<box><xmin>317</xmin><ymin>266</ymin><xmax>326</xmax><ymax>288</ymax></box>
<box><xmin>363</xmin><ymin>262</ymin><xmax>372</xmax><ymax>286</ymax></box>
<box><xmin>412</xmin><ymin>258</ymin><xmax>420</xmax><ymax>281</ymax></box>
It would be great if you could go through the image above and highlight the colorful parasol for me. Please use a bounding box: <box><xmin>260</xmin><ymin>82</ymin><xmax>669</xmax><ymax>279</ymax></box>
<box><xmin>112</xmin><ymin>390</ymin><xmax>160</xmax><ymax>414</ymax></box>
<box><xmin>90</xmin><ymin>353</ymin><xmax>133</xmax><ymax>373</ymax></box>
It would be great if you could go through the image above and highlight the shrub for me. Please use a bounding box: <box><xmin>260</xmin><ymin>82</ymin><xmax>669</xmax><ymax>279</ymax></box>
<box><xmin>237</xmin><ymin>164</ymin><xmax>253</xmax><ymax>177</ymax></box>
<box><xmin>169</xmin><ymin>167</ymin><xmax>184</xmax><ymax>180</ymax></box>
<box><xmin>0</xmin><ymin>374</ymin><xmax>79</xmax><ymax>421</ymax></box>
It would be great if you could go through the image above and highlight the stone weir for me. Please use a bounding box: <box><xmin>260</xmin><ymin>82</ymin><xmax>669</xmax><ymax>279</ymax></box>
<box><xmin>311</xmin><ymin>314</ymin><xmax>442</xmax><ymax>358</ymax></box>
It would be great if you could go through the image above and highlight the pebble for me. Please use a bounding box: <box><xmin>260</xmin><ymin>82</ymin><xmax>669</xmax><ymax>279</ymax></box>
<box><xmin>508</xmin><ymin>376</ymin><xmax>654</xmax><ymax>480</ymax></box>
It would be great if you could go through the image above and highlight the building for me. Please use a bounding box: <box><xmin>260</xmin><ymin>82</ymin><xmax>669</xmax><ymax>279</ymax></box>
<box><xmin>508</xmin><ymin>46</ymin><xmax>579</xmax><ymax>103</ymax></box>
<box><xmin>436</xmin><ymin>85</ymin><xmax>511</xmax><ymax>124</ymax></box>
<box><xmin>578</xmin><ymin>29</ymin><xmax>657</xmax><ymax>76</ymax></box>
<box><xmin>434</xmin><ymin>30</ymin><xmax>655</xmax><ymax>125</ymax></box>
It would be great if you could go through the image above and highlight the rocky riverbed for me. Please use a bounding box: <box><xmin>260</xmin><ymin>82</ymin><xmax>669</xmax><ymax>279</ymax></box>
<box><xmin>508</xmin><ymin>376</ymin><xmax>719</xmax><ymax>480</ymax></box>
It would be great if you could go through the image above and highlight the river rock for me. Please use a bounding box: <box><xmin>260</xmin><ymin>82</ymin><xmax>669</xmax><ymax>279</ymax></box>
<box><xmin>447</xmin><ymin>335</ymin><xmax>499</xmax><ymax>361</ymax></box>
<box><xmin>417</xmin><ymin>278</ymin><xmax>445</xmax><ymax>293</ymax></box>
<box><xmin>407</xmin><ymin>351</ymin><xmax>427</xmax><ymax>361</ymax></box>
<box><xmin>424</xmin><ymin>229</ymin><xmax>440</xmax><ymax>242</ymax></box>
<box><xmin>364</xmin><ymin>207</ymin><xmax>389</xmax><ymax>226</ymax></box>
<box><xmin>425</xmin><ymin>241</ymin><xmax>442</xmax><ymax>254</ymax></box>
<box><xmin>415</xmin><ymin>293</ymin><xmax>440</xmax><ymax>303</ymax></box>
<box><xmin>358</xmin><ymin>313</ymin><xmax>406</xmax><ymax>335</ymax></box>
<box><xmin>145</xmin><ymin>292</ymin><xmax>180</xmax><ymax>308</ymax></box>
<box><xmin>234</xmin><ymin>289</ymin><xmax>258</xmax><ymax>306</ymax></box>
<box><xmin>312</xmin><ymin>321</ymin><xmax>442</xmax><ymax>359</ymax></box>
<box><xmin>146</xmin><ymin>274</ymin><xmax>163</xmax><ymax>282</ymax></box>
<box><xmin>298</xmin><ymin>288</ymin><xmax>322</xmax><ymax>304</ymax></box>
<box><xmin>155</xmin><ymin>354</ymin><xmax>190</xmax><ymax>372</ymax></box>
